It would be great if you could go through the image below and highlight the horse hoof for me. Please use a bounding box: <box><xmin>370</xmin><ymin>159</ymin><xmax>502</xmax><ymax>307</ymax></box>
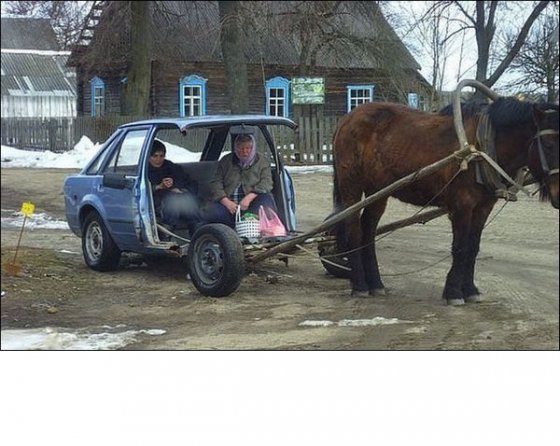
<box><xmin>447</xmin><ymin>298</ymin><xmax>465</xmax><ymax>306</ymax></box>
<box><xmin>465</xmin><ymin>294</ymin><xmax>482</xmax><ymax>303</ymax></box>
<box><xmin>369</xmin><ymin>288</ymin><xmax>386</xmax><ymax>296</ymax></box>
<box><xmin>351</xmin><ymin>290</ymin><xmax>369</xmax><ymax>298</ymax></box>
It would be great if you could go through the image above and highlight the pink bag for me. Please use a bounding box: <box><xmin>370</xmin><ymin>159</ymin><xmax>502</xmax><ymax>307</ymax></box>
<box><xmin>259</xmin><ymin>206</ymin><xmax>287</xmax><ymax>237</ymax></box>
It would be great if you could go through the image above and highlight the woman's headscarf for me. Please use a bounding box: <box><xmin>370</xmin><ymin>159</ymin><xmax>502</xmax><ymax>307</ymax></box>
<box><xmin>234</xmin><ymin>134</ymin><xmax>257</xmax><ymax>169</ymax></box>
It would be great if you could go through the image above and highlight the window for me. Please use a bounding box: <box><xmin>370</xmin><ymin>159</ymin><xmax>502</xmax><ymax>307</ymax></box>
<box><xmin>179</xmin><ymin>75</ymin><xmax>207</xmax><ymax>117</ymax></box>
<box><xmin>265</xmin><ymin>77</ymin><xmax>290</xmax><ymax>117</ymax></box>
<box><xmin>90</xmin><ymin>76</ymin><xmax>105</xmax><ymax>117</ymax></box>
<box><xmin>347</xmin><ymin>85</ymin><xmax>374</xmax><ymax>112</ymax></box>
<box><xmin>407</xmin><ymin>92</ymin><xmax>428</xmax><ymax>111</ymax></box>
<box><xmin>408</xmin><ymin>92</ymin><xmax>418</xmax><ymax>108</ymax></box>
<box><xmin>102</xmin><ymin>129</ymin><xmax>148</xmax><ymax>175</ymax></box>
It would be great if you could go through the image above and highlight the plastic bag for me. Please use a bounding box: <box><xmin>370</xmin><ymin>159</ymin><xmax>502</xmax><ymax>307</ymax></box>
<box><xmin>259</xmin><ymin>206</ymin><xmax>287</xmax><ymax>237</ymax></box>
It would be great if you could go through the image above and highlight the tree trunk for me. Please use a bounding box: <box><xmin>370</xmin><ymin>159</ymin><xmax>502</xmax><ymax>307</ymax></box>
<box><xmin>218</xmin><ymin>1</ymin><xmax>248</xmax><ymax>114</ymax></box>
<box><xmin>123</xmin><ymin>1</ymin><xmax>152</xmax><ymax>116</ymax></box>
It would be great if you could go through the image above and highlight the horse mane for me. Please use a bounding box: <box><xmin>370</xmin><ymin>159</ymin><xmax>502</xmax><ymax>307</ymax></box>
<box><xmin>438</xmin><ymin>97</ymin><xmax>539</xmax><ymax>130</ymax></box>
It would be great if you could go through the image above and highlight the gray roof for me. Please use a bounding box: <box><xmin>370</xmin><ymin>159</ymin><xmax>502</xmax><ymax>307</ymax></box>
<box><xmin>1</xmin><ymin>52</ymin><xmax>75</xmax><ymax>97</ymax></box>
<box><xmin>1</xmin><ymin>17</ymin><xmax>60</xmax><ymax>51</ymax></box>
<box><xmin>1</xmin><ymin>17</ymin><xmax>75</xmax><ymax>97</ymax></box>
<box><xmin>74</xmin><ymin>1</ymin><xmax>420</xmax><ymax>71</ymax></box>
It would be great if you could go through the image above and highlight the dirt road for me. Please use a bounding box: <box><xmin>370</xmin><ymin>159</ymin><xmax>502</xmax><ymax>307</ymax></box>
<box><xmin>1</xmin><ymin>168</ymin><xmax>558</xmax><ymax>349</ymax></box>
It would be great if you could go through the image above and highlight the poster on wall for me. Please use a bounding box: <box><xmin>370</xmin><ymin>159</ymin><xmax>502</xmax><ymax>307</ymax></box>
<box><xmin>292</xmin><ymin>77</ymin><xmax>325</xmax><ymax>104</ymax></box>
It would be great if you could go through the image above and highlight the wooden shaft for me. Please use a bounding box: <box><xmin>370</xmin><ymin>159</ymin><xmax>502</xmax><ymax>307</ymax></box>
<box><xmin>249</xmin><ymin>146</ymin><xmax>472</xmax><ymax>263</ymax></box>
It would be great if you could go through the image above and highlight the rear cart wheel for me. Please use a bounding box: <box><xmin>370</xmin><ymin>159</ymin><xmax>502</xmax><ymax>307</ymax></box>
<box><xmin>187</xmin><ymin>224</ymin><xmax>245</xmax><ymax>297</ymax></box>
<box><xmin>318</xmin><ymin>240</ymin><xmax>351</xmax><ymax>279</ymax></box>
<box><xmin>82</xmin><ymin>211</ymin><xmax>121</xmax><ymax>271</ymax></box>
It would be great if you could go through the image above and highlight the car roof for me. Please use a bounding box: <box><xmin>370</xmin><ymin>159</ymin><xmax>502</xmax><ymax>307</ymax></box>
<box><xmin>118</xmin><ymin>115</ymin><xmax>298</xmax><ymax>132</ymax></box>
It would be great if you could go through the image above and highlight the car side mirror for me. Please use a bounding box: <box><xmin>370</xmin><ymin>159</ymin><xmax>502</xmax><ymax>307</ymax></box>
<box><xmin>102</xmin><ymin>173</ymin><xmax>133</xmax><ymax>189</ymax></box>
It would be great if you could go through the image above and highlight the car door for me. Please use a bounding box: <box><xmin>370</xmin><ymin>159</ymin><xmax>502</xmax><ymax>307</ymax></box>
<box><xmin>97</xmin><ymin>127</ymin><xmax>149</xmax><ymax>250</ymax></box>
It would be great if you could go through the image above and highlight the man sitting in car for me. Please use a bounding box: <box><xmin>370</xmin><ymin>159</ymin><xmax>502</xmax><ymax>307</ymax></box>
<box><xmin>147</xmin><ymin>139</ymin><xmax>202</xmax><ymax>237</ymax></box>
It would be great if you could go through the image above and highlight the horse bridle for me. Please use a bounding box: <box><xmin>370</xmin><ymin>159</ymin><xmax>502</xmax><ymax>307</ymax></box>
<box><xmin>532</xmin><ymin>128</ymin><xmax>560</xmax><ymax>177</ymax></box>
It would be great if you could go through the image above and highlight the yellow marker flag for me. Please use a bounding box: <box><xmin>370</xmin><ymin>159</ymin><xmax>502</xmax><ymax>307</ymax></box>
<box><xmin>21</xmin><ymin>201</ymin><xmax>35</xmax><ymax>216</ymax></box>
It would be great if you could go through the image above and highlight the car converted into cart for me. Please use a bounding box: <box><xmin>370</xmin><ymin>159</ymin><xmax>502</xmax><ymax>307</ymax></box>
<box><xmin>62</xmin><ymin>112</ymin><xmax>450</xmax><ymax>298</ymax></box>
<box><xmin>63</xmin><ymin>115</ymin><xmax>305</xmax><ymax>297</ymax></box>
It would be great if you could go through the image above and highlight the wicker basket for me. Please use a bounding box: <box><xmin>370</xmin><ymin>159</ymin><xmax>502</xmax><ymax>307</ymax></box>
<box><xmin>235</xmin><ymin>207</ymin><xmax>260</xmax><ymax>238</ymax></box>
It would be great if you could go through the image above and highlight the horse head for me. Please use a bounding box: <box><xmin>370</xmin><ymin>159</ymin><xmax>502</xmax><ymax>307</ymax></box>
<box><xmin>529</xmin><ymin>103</ymin><xmax>559</xmax><ymax>209</ymax></box>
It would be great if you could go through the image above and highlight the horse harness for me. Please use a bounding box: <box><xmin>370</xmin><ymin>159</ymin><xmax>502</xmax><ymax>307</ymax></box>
<box><xmin>532</xmin><ymin>126</ymin><xmax>560</xmax><ymax>177</ymax></box>
<box><xmin>473</xmin><ymin>108</ymin><xmax>559</xmax><ymax>201</ymax></box>
<box><xmin>474</xmin><ymin>109</ymin><xmax>524</xmax><ymax>200</ymax></box>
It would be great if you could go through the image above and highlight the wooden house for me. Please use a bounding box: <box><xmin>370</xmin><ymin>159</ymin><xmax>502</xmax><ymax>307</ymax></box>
<box><xmin>1</xmin><ymin>17</ymin><xmax>76</xmax><ymax>118</ymax></box>
<box><xmin>69</xmin><ymin>1</ymin><xmax>432</xmax><ymax>119</ymax></box>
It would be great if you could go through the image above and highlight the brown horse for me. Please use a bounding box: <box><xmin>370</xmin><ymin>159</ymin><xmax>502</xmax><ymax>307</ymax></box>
<box><xmin>332</xmin><ymin>97</ymin><xmax>559</xmax><ymax>304</ymax></box>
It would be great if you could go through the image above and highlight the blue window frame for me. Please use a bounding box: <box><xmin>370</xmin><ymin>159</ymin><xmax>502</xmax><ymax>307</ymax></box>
<box><xmin>179</xmin><ymin>75</ymin><xmax>207</xmax><ymax>117</ymax></box>
<box><xmin>347</xmin><ymin>85</ymin><xmax>374</xmax><ymax>112</ymax></box>
<box><xmin>265</xmin><ymin>76</ymin><xmax>290</xmax><ymax>117</ymax></box>
<box><xmin>90</xmin><ymin>76</ymin><xmax>105</xmax><ymax>117</ymax></box>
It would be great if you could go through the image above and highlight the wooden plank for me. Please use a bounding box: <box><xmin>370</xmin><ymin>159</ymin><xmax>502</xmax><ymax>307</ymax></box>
<box><xmin>304</xmin><ymin>116</ymin><xmax>311</xmax><ymax>162</ymax></box>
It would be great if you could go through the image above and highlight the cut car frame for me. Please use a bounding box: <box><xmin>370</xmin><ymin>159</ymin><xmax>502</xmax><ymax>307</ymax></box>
<box><xmin>64</xmin><ymin>115</ymin><xmax>301</xmax><ymax>296</ymax></box>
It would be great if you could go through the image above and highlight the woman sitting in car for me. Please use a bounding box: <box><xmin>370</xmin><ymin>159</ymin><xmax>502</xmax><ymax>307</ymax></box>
<box><xmin>148</xmin><ymin>139</ymin><xmax>202</xmax><ymax>236</ymax></box>
<box><xmin>204</xmin><ymin>134</ymin><xmax>277</xmax><ymax>228</ymax></box>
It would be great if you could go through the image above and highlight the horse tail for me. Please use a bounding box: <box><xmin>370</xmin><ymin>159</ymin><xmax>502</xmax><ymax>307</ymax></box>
<box><xmin>331</xmin><ymin>127</ymin><xmax>346</xmax><ymax>250</ymax></box>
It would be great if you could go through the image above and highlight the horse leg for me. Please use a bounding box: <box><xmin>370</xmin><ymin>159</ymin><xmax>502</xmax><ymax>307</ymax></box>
<box><xmin>443</xmin><ymin>207</ymin><xmax>474</xmax><ymax>305</ymax></box>
<box><xmin>361</xmin><ymin>200</ymin><xmax>388</xmax><ymax>296</ymax></box>
<box><xmin>335</xmin><ymin>183</ymin><xmax>369</xmax><ymax>296</ymax></box>
<box><xmin>461</xmin><ymin>200</ymin><xmax>495</xmax><ymax>303</ymax></box>
<box><xmin>344</xmin><ymin>213</ymin><xmax>370</xmax><ymax>297</ymax></box>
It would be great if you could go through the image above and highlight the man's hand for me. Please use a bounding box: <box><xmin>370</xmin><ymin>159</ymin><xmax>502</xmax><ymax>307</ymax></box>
<box><xmin>156</xmin><ymin>177</ymin><xmax>175</xmax><ymax>191</ymax></box>
<box><xmin>161</xmin><ymin>177</ymin><xmax>174</xmax><ymax>189</ymax></box>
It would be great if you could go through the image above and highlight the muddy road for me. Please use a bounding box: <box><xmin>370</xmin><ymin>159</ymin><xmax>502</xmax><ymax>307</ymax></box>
<box><xmin>1</xmin><ymin>168</ymin><xmax>558</xmax><ymax>349</ymax></box>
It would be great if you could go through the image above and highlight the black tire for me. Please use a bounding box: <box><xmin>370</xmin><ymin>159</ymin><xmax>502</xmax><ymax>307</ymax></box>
<box><xmin>187</xmin><ymin>223</ymin><xmax>245</xmax><ymax>297</ymax></box>
<box><xmin>81</xmin><ymin>211</ymin><xmax>122</xmax><ymax>271</ymax></box>
<box><xmin>318</xmin><ymin>240</ymin><xmax>351</xmax><ymax>279</ymax></box>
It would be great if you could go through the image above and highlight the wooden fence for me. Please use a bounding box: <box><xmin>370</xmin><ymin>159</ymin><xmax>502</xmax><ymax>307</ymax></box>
<box><xmin>1</xmin><ymin>115</ymin><xmax>341</xmax><ymax>165</ymax></box>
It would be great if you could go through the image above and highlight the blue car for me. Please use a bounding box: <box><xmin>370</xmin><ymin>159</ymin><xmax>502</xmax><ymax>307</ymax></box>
<box><xmin>63</xmin><ymin>115</ymin><xmax>298</xmax><ymax>297</ymax></box>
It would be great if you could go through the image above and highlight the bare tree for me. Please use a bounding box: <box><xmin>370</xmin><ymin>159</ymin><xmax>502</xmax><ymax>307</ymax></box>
<box><xmin>386</xmin><ymin>1</ymin><xmax>460</xmax><ymax>108</ymax></box>
<box><xmin>2</xmin><ymin>1</ymin><xmax>92</xmax><ymax>50</ymax></box>
<box><xmin>122</xmin><ymin>1</ymin><xmax>152</xmax><ymax>116</ymax></box>
<box><xmin>386</xmin><ymin>0</ymin><xmax>554</xmax><ymax>102</ymax></box>
<box><xmin>506</xmin><ymin>12</ymin><xmax>559</xmax><ymax>102</ymax></box>
<box><xmin>440</xmin><ymin>1</ymin><xmax>551</xmax><ymax>97</ymax></box>
<box><xmin>218</xmin><ymin>1</ymin><xmax>249</xmax><ymax>113</ymax></box>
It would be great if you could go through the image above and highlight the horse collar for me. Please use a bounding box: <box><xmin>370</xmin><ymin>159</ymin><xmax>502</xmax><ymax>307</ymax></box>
<box><xmin>474</xmin><ymin>110</ymin><xmax>518</xmax><ymax>200</ymax></box>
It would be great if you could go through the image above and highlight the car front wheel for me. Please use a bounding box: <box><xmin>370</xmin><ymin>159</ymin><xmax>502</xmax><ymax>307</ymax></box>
<box><xmin>187</xmin><ymin>224</ymin><xmax>244</xmax><ymax>297</ymax></box>
<box><xmin>82</xmin><ymin>211</ymin><xmax>121</xmax><ymax>271</ymax></box>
